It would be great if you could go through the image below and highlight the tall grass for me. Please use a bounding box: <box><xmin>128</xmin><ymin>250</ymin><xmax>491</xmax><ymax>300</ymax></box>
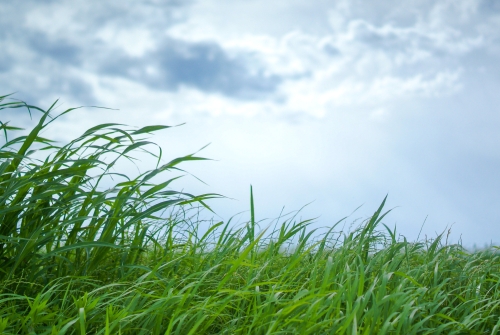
<box><xmin>1</xmin><ymin>94</ymin><xmax>499</xmax><ymax>334</ymax></box>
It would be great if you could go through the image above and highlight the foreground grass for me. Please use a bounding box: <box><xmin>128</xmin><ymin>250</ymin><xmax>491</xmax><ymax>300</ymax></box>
<box><xmin>1</xmin><ymin>95</ymin><xmax>499</xmax><ymax>334</ymax></box>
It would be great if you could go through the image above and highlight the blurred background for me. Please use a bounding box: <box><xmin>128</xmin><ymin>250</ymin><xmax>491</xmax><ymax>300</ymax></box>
<box><xmin>1</xmin><ymin>0</ymin><xmax>499</xmax><ymax>248</ymax></box>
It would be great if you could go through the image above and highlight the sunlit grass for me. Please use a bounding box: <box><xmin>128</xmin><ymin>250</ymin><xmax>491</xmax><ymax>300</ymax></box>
<box><xmin>1</xmin><ymin>94</ymin><xmax>499</xmax><ymax>334</ymax></box>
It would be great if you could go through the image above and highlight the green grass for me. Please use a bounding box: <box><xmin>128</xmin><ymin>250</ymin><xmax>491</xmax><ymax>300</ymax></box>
<box><xmin>1</xmin><ymin>94</ymin><xmax>499</xmax><ymax>334</ymax></box>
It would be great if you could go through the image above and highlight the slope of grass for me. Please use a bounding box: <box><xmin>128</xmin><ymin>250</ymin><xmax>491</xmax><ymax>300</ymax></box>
<box><xmin>1</xmin><ymin>94</ymin><xmax>499</xmax><ymax>334</ymax></box>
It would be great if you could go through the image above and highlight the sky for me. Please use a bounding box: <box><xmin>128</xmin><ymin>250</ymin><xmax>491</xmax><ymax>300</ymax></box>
<box><xmin>1</xmin><ymin>0</ymin><xmax>500</xmax><ymax>247</ymax></box>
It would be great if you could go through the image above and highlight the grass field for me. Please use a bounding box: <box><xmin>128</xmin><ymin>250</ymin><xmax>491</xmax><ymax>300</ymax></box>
<box><xmin>1</xmin><ymin>94</ymin><xmax>499</xmax><ymax>334</ymax></box>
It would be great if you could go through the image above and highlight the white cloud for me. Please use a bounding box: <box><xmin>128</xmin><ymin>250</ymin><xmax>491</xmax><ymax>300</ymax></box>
<box><xmin>96</xmin><ymin>28</ymin><xmax>156</xmax><ymax>58</ymax></box>
<box><xmin>3</xmin><ymin>0</ymin><xmax>494</xmax><ymax>122</ymax></box>
<box><xmin>160</xmin><ymin>0</ymin><xmax>488</xmax><ymax>121</ymax></box>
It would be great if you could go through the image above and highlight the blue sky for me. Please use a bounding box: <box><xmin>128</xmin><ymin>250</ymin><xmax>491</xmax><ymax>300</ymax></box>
<box><xmin>2</xmin><ymin>0</ymin><xmax>500</xmax><ymax>247</ymax></box>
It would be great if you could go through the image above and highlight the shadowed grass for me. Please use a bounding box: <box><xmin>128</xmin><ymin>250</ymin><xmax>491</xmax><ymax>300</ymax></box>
<box><xmin>1</xmin><ymin>95</ymin><xmax>499</xmax><ymax>334</ymax></box>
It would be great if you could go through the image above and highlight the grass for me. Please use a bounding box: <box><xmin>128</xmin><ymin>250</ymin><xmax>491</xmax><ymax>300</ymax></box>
<box><xmin>0</xmin><ymin>94</ymin><xmax>499</xmax><ymax>334</ymax></box>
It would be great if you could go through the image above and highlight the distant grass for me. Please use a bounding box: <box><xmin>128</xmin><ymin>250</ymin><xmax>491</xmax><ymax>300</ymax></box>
<box><xmin>1</xmin><ymin>94</ymin><xmax>499</xmax><ymax>334</ymax></box>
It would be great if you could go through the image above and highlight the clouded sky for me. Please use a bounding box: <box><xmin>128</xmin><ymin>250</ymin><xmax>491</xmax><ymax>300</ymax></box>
<box><xmin>2</xmin><ymin>0</ymin><xmax>500</xmax><ymax>247</ymax></box>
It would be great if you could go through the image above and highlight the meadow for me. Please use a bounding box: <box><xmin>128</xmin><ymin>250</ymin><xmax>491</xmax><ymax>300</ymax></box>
<box><xmin>0</xmin><ymin>93</ymin><xmax>499</xmax><ymax>334</ymax></box>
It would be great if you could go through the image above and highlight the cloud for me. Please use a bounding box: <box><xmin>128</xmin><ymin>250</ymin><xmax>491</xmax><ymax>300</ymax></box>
<box><xmin>96</xmin><ymin>38</ymin><xmax>283</xmax><ymax>100</ymax></box>
<box><xmin>0</xmin><ymin>0</ymin><xmax>284</xmax><ymax>105</ymax></box>
<box><xmin>0</xmin><ymin>0</ymin><xmax>195</xmax><ymax>106</ymax></box>
<box><xmin>26</xmin><ymin>32</ymin><xmax>83</xmax><ymax>66</ymax></box>
<box><xmin>3</xmin><ymin>0</ymin><xmax>498</xmax><ymax>117</ymax></box>
<box><xmin>157</xmin><ymin>0</ymin><xmax>496</xmax><ymax>121</ymax></box>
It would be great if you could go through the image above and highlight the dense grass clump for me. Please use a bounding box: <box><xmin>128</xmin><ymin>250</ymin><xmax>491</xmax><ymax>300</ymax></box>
<box><xmin>1</xmin><ymin>94</ymin><xmax>499</xmax><ymax>334</ymax></box>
